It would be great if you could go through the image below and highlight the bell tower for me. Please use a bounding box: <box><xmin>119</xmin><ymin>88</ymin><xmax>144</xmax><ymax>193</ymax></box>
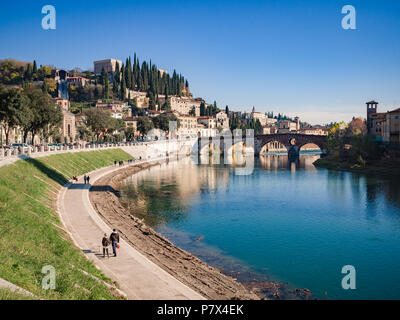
<box><xmin>366</xmin><ymin>100</ymin><xmax>378</xmax><ymax>133</ymax></box>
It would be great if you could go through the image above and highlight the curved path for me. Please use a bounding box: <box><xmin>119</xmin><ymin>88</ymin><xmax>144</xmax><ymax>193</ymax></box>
<box><xmin>58</xmin><ymin>162</ymin><xmax>205</xmax><ymax>300</ymax></box>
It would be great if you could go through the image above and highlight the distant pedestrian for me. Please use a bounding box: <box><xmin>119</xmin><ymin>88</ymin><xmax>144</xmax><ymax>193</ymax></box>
<box><xmin>109</xmin><ymin>229</ymin><xmax>120</xmax><ymax>257</ymax></box>
<box><xmin>87</xmin><ymin>176</ymin><xmax>90</xmax><ymax>184</ymax></box>
<box><xmin>114</xmin><ymin>160</ymin><xmax>117</xmax><ymax>166</ymax></box>
<box><xmin>83</xmin><ymin>175</ymin><xmax>87</xmax><ymax>184</ymax></box>
<box><xmin>102</xmin><ymin>234</ymin><xmax>110</xmax><ymax>258</ymax></box>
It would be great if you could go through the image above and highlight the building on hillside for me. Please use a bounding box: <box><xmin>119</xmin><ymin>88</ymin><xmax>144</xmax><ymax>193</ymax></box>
<box><xmin>146</xmin><ymin>110</ymin><xmax>163</xmax><ymax>118</ymax></box>
<box><xmin>96</xmin><ymin>101</ymin><xmax>129</xmax><ymax>112</ymax></box>
<box><xmin>262</xmin><ymin>125</ymin><xmax>278</xmax><ymax>135</ymax></box>
<box><xmin>366</xmin><ymin>100</ymin><xmax>400</xmax><ymax>144</ymax></box>
<box><xmin>278</xmin><ymin>120</ymin><xmax>298</xmax><ymax>133</ymax></box>
<box><xmin>94</xmin><ymin>58</ymin><xmax>122</xmax><ymax>75</ymax></box>
<box><xmin>173</xmin><ymin>112</ymin><xmax>198</xmax><ymax>138</ymax></box>
<box><xmin>247</xmin><ymin>108</ymin><xmax>268</xmax><ymax>126</ymax></box>
<box><xmin>96</xmin><ymin>101</ymin><xmax>131</xmax><ymax>120</ymax></box>
<box><xmin>366</xmin><ymin>100</ymin><xmax>379</xmax><ymax>133</ymax></box>
<box><xmin>216</xmin><ymin>111</ymin><xmax>230</xmax><ymax>129</ymax></box>
<box><xmin>299</xmin><ymin>126</ymin><xmax>329</xmax><ymax>136</ymax></box>
<box><xmin>126</xmin><ymin>90</ymin><xmax>149</xmax><ymax>109</ymax></box>
<box><xmin>169</xmin><ymin>96</ymin><xmax>201</xmax><ymax>116</ymax></box>
<box><xmin>66</xmin><ymin>76</ymin><xmax>89</xmax><ymax>87</ymax></box>
<box><xmin>197</xmin><ymin>116</ymin><xmax>217</xmax><ymax>129</ymax></box>
<box><xmin>53</xmin><ymin>98</ymin><xmax>70</xmax><ymax>111</ymax></box>
<box><xmin>62</xmin><ymin>110</ymin><xmax>76</xmax><ymax>142</ymax></box>
<box><xmin>266</xmin><ymin>118</ymin><xmax>278</xmax><ymax>126</ymax></box>
<box><xmin>386</xmin><ymin>108</ymin><xmax>400</xmax><ymax>144</ymax></box>
<box><xmin>122</xmin><ymin>116</ymin><xmax>140</xmax><ymax>138</ymax></box>
<box><xmin>159</xmin><ymin>69</ymin><xmax>168</xmax><ymax>77</ymax></box>
<box><xmin>197</xmin><ymin>123</ymin><xmax>217</xmax><ymax>138</ymax></box>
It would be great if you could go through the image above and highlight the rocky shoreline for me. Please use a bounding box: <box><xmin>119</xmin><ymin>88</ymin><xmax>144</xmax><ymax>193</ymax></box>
<box><xmin>89</xmin><ymin>159</ymin><xmax>313</xmax><ymax>300</ymax></box>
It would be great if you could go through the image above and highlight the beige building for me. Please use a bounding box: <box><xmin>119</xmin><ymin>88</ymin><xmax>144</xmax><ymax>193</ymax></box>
<box><xmin>215</xmin><ymin>111</ymin><xmax>230</xmax><ymax>129</ymax></box>
<box><xmin>278</xmin><ymin>120</ymin><xmax>298</xmax><ymax>133</ymax></box>
<box><xmin>122</xmin><ymin>116</ymin><xmax>140</xmax><ymax>137</ymax></box>
<box><xmin>169</xmin><ymin>96</ymin><xmax>201</xmax><ymax>116</ymax></box>
<box><xmin>262</xmin><ymin>125</ymin><xmax>278</xmax><ymax>135</ymax></box>
<box><xmin>367</xmin><ymin>101</ymin><xmax>400</xmax><ymax>144</ymax></box>
<box><xmin>94</xmin><ymin>58</ymin><xmax>122</xmax><ymax>75</ymax></box>
<box><xmin>299</xmin><ymin>127</ymin><xmax>329</xmax><ymax>136</ymax></box>
<box><xmin>248</xmin><ymin>111</ymin><xmax>268</xmax><ymax>126</ymax></box>
<box><xmin>126</xmin><ymin>90</ymin><xmax>149</xmax><ymax>109</ymax></box>
<box><xmin>66</xmin><ymin>76</ymin><xmax>89</xmax><ymax>87</ymax></box>
<box><xmin>173</xmin><ymin>112</ymin><xmax>198</xmax><ymax>137</ymax></box>
<box><xmin>96</xmin><ymin>101</ymin><xmax>131</xmax><ymax>117</ymax></box>
<box><xmin>198</xmin><ymin>116</ymin><xmax>217</xmax><ymax>129</ymax></box>
<box><xmin>385</xmin><ymin>108</ymin><xmax>400</xmax><ymax>144</ymax></box>
<box><xmin>53</xmin><ymin>98</ymin><xmax>70</xmax><ymax>111</ymax></box>
<box><xmin>62</xmin><ymin>110</ymin><xmax>76</xmax><ymax>142</ymax></box>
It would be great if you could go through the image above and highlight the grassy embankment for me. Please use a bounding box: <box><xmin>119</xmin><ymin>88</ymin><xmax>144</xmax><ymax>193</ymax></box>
<box><xmin>0</xmin><ymin>149</ymin><xmax>132</xmax><ymax>299</ymax></box>
<box><xmin>314</xmin><ymin>157</ymin><xmax>400</xmax><ymax>176</ymax></box>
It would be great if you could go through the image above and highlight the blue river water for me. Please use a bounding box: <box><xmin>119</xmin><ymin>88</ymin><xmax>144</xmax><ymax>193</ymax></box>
<box><xmin>120</xmin><ymin>154</ymin><xmax>400</xmax><ymax>299</ymax></box>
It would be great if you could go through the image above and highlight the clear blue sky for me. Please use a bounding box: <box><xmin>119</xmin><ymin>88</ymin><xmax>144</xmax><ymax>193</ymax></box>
<box><xmin>0</xmin><ymin>0</ymin><xmax>399</xmax><ymax>124</ymax></box>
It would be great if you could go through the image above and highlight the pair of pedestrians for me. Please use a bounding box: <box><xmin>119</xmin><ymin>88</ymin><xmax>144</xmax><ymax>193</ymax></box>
<box><xmin>102</xmin><ymin>229</ymin><xmax>120</xmax><ymax>258</ymax></box>
<box><xmin>83</xmin><ymin>175</ymin><xmax>91</xmax><ymax>184</ymax></box>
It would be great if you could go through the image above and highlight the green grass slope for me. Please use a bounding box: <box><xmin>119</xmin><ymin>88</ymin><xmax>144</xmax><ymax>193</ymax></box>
<box><xmin>0</xmin><ymin>149</ymin><xmax>132</xmax><ymax>299</ymax></box>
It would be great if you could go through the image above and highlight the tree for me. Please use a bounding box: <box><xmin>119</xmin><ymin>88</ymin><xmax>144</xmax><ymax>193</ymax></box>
<box><xmin>83</xmin><ymin>108</ymin><xmax>113</xmax><ymax>141</ymax></box>
<box><xmin>137</xmin><ymin>116</ymin><xmax>154</xmax><ymax>138</ymax></box>
<box><xmin>200</xmin><ymin>102</ymin><xmax>206</xmax><ymax>116</ymax></box>
<box><xmin>346</xmin><ymin>117</ymin><xmax>367</xmax><ymax>136</ymax></box>
<box><xmin>120</xmin><ymin>75</ymin><xmax>126</xmax><ymax>101</ymax></box>
<box><xmin>125</xmin><ymin>127</ymin><xmax>136</xmax><ymax>141</ymax></box>
<box><xmin>22</xmin><ymin>88</ymin><xmax>63</xmax><ymax>144</ymax></box>
<box><xmin>225</xmin><ymin>105</ymin><xmax>229</xmax><ymax>115</ymax></box>
<box><xmin>0</xmin><ymin>87</ymin><xmax>31</xmax><ymax>145</ymax></box>
<box><xmin>189</xmin><ymin>107</ymin><xmax>196</xmax><ymax>116</ymax></box>
<box><xmin>152</xmin><ymin>113</ymin><xmax>179</xmax><ymax>132</ymax></box>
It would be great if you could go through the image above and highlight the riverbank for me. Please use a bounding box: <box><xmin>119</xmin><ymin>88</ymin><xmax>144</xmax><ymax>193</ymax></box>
<box><xmin>89</xmin><ymin>159</ymin><xmax>261</xmax><ymax>300</ymax></box>
<box><xmin>89</xmin><ymin>157</ymin><xmax>316</xmax><ymax>300</ymax></box>
<box><xmin>313</xmin><ymin>157</ymin><xmax>400</xmax><ymax>176</ymax></box>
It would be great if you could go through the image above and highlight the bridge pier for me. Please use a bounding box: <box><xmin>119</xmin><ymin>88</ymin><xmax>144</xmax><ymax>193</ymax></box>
<box><xmin>287</xmin><ymin>145</ymin><xmax>300</xmax><ymax>159</ymax></box>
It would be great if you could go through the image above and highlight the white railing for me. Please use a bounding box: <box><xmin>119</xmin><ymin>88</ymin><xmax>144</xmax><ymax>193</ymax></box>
<box><xmin>0</xmin><ymin>142</ymin><xmax>135</xmax><ymax>159</ymax></box>
<box><xmin>0</xmin><ymin>138</ymin><xmax>198</xmax><ymax>160</ymax></box>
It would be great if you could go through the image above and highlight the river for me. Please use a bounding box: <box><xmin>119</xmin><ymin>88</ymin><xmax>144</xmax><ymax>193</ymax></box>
<box><xmin>119</xmin><ymin>153</ymin><xmax>400</xmax><ymax>299</ymax></box>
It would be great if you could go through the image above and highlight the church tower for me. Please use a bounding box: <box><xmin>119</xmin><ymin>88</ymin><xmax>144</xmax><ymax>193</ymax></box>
<box><xmin>366</xmin><ymin>100</ymin><xmax>378</xmax><ymax>133</ymax></box>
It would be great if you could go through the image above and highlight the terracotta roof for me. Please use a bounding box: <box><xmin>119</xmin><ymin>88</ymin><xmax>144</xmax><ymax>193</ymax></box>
<box><xmin>388</xmin><ymin>107</ymin><xmax>400</xmax><ymax>113</ymax></box>
<box><xmin>123</xmin><ymin>116</ymin><xmax>138</xmax><ymax>121</ymax></box>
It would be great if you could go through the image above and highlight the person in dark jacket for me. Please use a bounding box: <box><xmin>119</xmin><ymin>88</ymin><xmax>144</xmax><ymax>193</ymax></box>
<box><xmin>109</xmin><ymin>229</ymin><xmax>120</xmax><ymax>257</ymax></box>
<box><xmin>102</xmin><ymin>234</ymin><xmax>110</xmax><ymax>258</ymax></box>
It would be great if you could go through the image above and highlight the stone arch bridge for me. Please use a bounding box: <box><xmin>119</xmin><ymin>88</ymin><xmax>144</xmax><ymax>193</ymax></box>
<box><xmin>197</xmin><ymin>133</ymin><xmax>328</xmax><ymax>157</ymax></box>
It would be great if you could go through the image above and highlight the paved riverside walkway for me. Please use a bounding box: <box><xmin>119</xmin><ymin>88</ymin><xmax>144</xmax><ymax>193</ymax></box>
<box><xmin>58</xmin><ymin>163</ymin><xmax>204</xmax><ymax>300</ymax></box>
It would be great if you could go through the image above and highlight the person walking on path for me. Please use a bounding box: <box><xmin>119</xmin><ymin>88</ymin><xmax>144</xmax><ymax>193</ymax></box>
<box><xmin>87</xmin><ymin>175</ymin><xmax>90</xmax><ymax>184</ymax></box>
<box><xmin>102</xmin><ymin>233</ymin><xmax>110</xmax><ymax>258</ymax></box>
<box><xmin>109</xmin><ymin>229</ymin><xmax>120</xmax><ymax>257</ymax></box>
<box><xmin>83</xmin><ymin>175</ymin><xmax>87</xmax><ymax>184</ymax></box>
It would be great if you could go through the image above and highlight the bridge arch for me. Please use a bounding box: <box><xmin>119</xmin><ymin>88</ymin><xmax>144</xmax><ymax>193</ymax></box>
<box><xmin>199</xmin><ymin>140</ymin><xmax>223</xmax><ymax>155</ymax></box>
<box><xmin>255</xmin><ymin>134</ymin><xmax>328</xmax><ymax>156</ymax></box>
<box><xmin>259</xmin><ymin>140</ymin><xmax>288</xmax><ymax>154</ymax></box>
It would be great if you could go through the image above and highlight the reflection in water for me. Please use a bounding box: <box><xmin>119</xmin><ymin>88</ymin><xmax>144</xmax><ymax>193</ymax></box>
<box><xmin>120</xmin><ymin>154</ymin><xmax>400</xmax><ymax>299</ymax></box>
